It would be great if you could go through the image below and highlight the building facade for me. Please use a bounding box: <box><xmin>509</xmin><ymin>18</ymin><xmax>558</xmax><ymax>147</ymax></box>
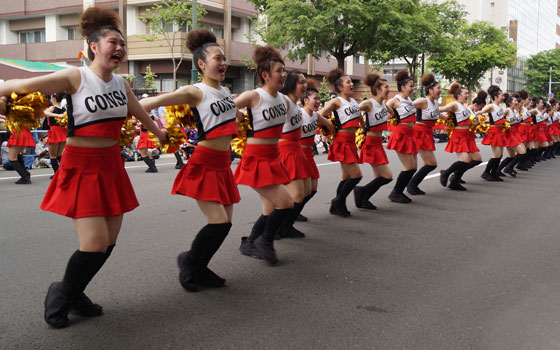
<box><xmin>0</xmin><ymin>0</ymin><xmax>372</xmax><ymax>96</ymax></box>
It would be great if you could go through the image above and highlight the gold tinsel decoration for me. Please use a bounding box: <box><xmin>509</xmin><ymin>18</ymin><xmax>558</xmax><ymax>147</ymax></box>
<box><xmin>436</xmin><ymin>113</ymin><xmax>455</xmax><ymax>137</ymax></box>
<box><xmin>502</xmin><ymin>121</ymin><xmax>511</xmax><ymax>132</ymax></box>
<box><xmin>475</xmin><ymin>114</ymin><xmax>490</xmax><ymax>133</ymax></box>
<box><xmin>231</xmin><ymin>112</ymin><xmax>251</xmax><ymax>156</ymax></box>
<box><xmin>317</xmin><ymin>113</ymin><xmax>338</xmax><ymax>143</ymax></box>
<box><xmin>55</xmin><ymin>112</ymin><xmax>68</xmax><ymax>128</ymax></box>
<box><xmin>355</xmin><ymin>127</ymin><xmax>365</xmax><ymax>148</ymax></box>
<box><xmin>148</xmin><ymin>109</ymin><xmax>188</xmax><ymax>153</ymax></box>
<box><xmin>120</xmin><ymin>114</ymin><xmax>137</xmax><ymax>147</ymax></box>
<box><xmin>5</xmin><ymin>92</ymin><xmax>49</xmax><ymax>134</ymax></box>
<box><xmin>387</xmin><ymin>116</ymin><xmax>398</xmax><ymax>127</ymax></box>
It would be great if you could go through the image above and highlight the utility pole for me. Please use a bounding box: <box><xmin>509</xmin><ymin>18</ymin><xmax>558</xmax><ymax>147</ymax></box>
<box><xmin>191</xmin><ymin>0</ymin><xmax>198</xmax><ymax>84</ymax></box>
<box><xmin>548</xmin><ymin>67</ymin><xmax>560</xmax><ymax>98</ymax></box>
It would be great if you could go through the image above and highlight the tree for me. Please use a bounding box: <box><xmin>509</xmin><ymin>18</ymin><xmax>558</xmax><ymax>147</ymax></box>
<box><xmin>144</xmin><ymin>65</ymin><xmax>157</xmax><ymax>90</ymax></box>
<box><xmin>139</xmin><ymin>0</ymin><xmax>206</xmax><ymax>88</ymax></box>
<box><xmin>525</xmin><ymin>48</ymin><xmax>560</xmax><ymax>98</ymax></box>
<box><xmin>370</xmin><ymin>0</ymin><xmax>466</xmax><ymax>80</ymax></box>
<box><xmin>318</xmin><ymin>76</ymin><xmax>332</xmax><ymax>103</ymax></box>
<box><xmin>249</xmin><ymin>0</ymin><xmax>396</xmax><ymax>69</ymax></box>
<box><xmin>428</xmin><ymin>21</ymin><xmax>516</xmax><ymax>101</ymax></box>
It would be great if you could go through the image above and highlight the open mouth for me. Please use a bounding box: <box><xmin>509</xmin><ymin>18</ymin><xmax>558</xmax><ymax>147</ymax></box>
<box><xmin>111</xmin><ymin>53</ymin><xmax>123</xmax><ymax>62</ymax></box>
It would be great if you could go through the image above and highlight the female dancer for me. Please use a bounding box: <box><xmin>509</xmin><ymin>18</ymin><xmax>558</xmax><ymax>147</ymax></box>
<box><xmin>386</xmin><ymin>70</ymin><xmax>420</xmax><ymax>203</ymax></box>
<box><xmin>438</xmin><ymin>83</ymin><xmax>476</xmax><ymax>190</ymax></box>
<box><xmin>549</xmin><ymin>99</ymin><xmax>560</xmax><ymax>155</ymax></box>
<box><xmin>498</xmin><ymin>93</ymin><xmax>527</xmax><ymax>176</ymax></box>
<box><xmin>318</xmin><ymin>68</ymin><xmax>363</xmax><ymax>216</ymax></box>
<box><xmin>406</xmin><ymin>73</ymin><xmax>441</xmax><ymax>195</ymax></box>
<box><xmin>299</xmin><ymin>84</ymin><xmax>334</xmax><ymax>219</ymax></box>
<box><xmin>0</xmin><ymin>7</ymin><xmax>166</xmax><ymax>328</ymax></box>
<box><xmin>516</xmin><ymin>90</ymin><xmax>535</xmax><ymax>169</ymax></box>
<box><xmin>476</xmin><ymin>85</ymin><xmax>507</xmax><ymax>182</ymax></box>
<box><xmin>353</xmin><ymin>73</ymin><xmax>393</xmax><ymax>209</ymax></box>
<box><xmin>140</xmin><ymin>29</ymin><xmax>239</xmax><ymax>291</ymax></box>
<box><xmin>136</xmin><ymin>112</ymin><xmax>160</xmax><ymax>172</ymax></box>
<box><xmin>43</xmin><ymin>92</ymin><xmax>67</xmax><ymax>178</ymax></box>
<box><xmin>527</xmin><ymin>96</ymin><xmax>544</xmax><ymax>164</ymax></box>
<box><xmin>235</xmin><ymin>45</ymin><xmax>293</xmax><ymax>265</ymax></box>
<box><xmin>4</xmin><ymin>123</ymin><xmax>35</xmax><ymax>184</ymax></box>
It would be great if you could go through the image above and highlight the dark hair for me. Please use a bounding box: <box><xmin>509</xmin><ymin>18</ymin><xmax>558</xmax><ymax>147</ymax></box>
<box><xmin>473</xmin><ymin>90</ymin><xmax>487</xmax><ymax>106</ymax></box>
<box><xmin>51</xmin><ymin>92</ymin><xmax>65</xmax><ymax>103</ymax></box>
<box><xmin>281</xmin><ymin>70</ymin><xmax>304</xmax><ymax>95</ymax></box>
<box><xmin>504</xmin><ymin>93</ymin><xmax>514</xmax><ymax>107</ymax></box>
<box><xmin>487</xmin><ymin>85</ymin><xmax>501</xmax><ymax>100</ymax></box>
<box><xmin>363</xmin><ymin>73</ymin><xmax>386</xmax><ymax>96</ymax></box>
<box><xmin>448</xmin><ymin>82</ymin><xmax>464</xmax><ymax>99</ymax></box>
<box><xmin>302</xmin><ymin>87</ymin><xmax>319</xmax><ymax>105</ymax></box>
<box><xmin>513</xmin><ymin>93</ymin><xmax>521</xmax><ymax>104</ymax></box>
<box><xmin>187</xmin><ymin>29</ymin><xmax>219</xmax><ymax>73</ymax></box>
<box><xmin>254</xmin><ymin>45</ymin><xmax>285</xmax><ymax>85</ymax></box>
<box><xmin>517</xmin><ymin>89</ymin><xmax>529</xmax><ymax>100</ymax></box>
<box><xmin>80</xmin><ymin>7</ymin><xmax>123</xmax><ymax>62</ymax></box>
<box><xmin>531</xmin><ymin>96</ymin><xmax>543</xmax><ymax>108</ymax></box>
<box><xmin>395</xmin><ymin>70</ymin><xmax>413</xmax><ymax>92</ymax></box>
<box><xmin>326</xmin><ymin>68</ymin><xmax>346</xmax><ymax>94</ymax></box>
<box><xmin>421</xmin><ymin>73</ymin><xmax>438</xmax><ymax>95</ymax></box>
<box><xmin>549</xmin><ymin>98</ymin><xmax>557</xmax><ymax>106</ymax></box>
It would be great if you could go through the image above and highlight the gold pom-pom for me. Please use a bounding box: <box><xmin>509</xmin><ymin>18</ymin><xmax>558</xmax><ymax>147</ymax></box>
<box><xmin>5</xmin><ymin>92</ymin><xmax>49</xmax><ymax>134</ymax></box>
<box><xmin>475</xmin><ymin>114</ymin><xmax>490</xmax><ymax>133</ymax></box>
<box><xmin>120</xmin><ymin>114</ymin><xmax>137</xmax><ymax>147</ymax></box>
<box><xmin>231</xmin><ymin>112</ymin><xmax>251</xmax><ymax>156</ymax></box>
<box><xmin>387</xmin><ymin>116</ymin><xmax>398</xmax><ymax>127</ymax></box>
<box><xmin>355</xmin><ymin>128</ymin><xmax>365</xmax><ymax>148</ymax></box>
<box><xmin>165</xmin><ymin>104</ymin><xmax>196</xmax><ymax>129</ymax></box>
<box><xmin>317</xmin><ymin>113</ymin><xmax>337</xmax><ymax>143</ymax></box>
<box><xmin>502</xmin><ymin>121</ymin><xmax>511</xmax><ymax>132</ymax></box>
<box><xmin>148</xmin><ymin>110</ymin><xmax>189</xmax><ymax>153</ymax></box>
<box><xmin>55</xmin><ymin>112</ymin><xmax>68</xmax><ymax>128</ymax></box>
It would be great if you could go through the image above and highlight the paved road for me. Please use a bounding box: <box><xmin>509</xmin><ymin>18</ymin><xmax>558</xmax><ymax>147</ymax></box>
<box><xmin>1</xmin><ymin>142</ymin><xmax>560</xmax><ymax>350</ymax></box>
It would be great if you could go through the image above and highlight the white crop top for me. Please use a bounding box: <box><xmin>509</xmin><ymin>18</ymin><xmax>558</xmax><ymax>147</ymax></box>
<box><xmin>191</xmin><ymin>83</ymin><xmax>237</xmax><ymax>141</ymax></box>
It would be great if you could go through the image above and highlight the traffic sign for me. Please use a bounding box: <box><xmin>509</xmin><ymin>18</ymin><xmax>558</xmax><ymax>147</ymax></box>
<box><xmin>549</xmin><ymin>93</ymin><xmax>554</xmax><ymax>99</ymax></box>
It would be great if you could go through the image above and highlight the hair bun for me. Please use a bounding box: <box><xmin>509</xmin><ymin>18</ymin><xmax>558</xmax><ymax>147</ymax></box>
<box><xmin>187</xmin><ymin>28</ymin><xmax>217</xmax><ymax>53</ymax></box>
<box><xmin>421</xmin><ymin>73</ymin><xmax>436</xmax><ymax>87</ymax></box>
<box><xmin>254</xmin><ymin>45</ymin><xmax>283</xmax><ymax>67</ymax></box>
<box><xmin>395</xmin><ymin>70</ymin><xmax>411</xmax><ymax>82</ymax></box>
<box><xmin>80</xmin><ymin>7</ymin><xmax>121</xmax><ymax>40</ymax></box>
<box><xmin>364</xmin><ymin>73</ymin><xmax>380</xmax><ymax>87</ymax></box>
<box><xmin>448</xmin><ymin>82</ymin><xmax>461</xmax><ymax>96</ymax></box>
<box><xmin>306</xmin><ymin>78</ymin><xmax>318</xmax><ymax>90</ymax></box>
<box><xmin>326</xmin><ymin>68</ymin><xmax>345</xmax><ymax>86</ymax></box>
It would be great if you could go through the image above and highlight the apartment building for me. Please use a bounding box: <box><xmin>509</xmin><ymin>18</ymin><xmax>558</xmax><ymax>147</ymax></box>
<box><xmin>0</xmin><ymin>0</ymin><xmax>371</xmax><ymax>96</ymax></box>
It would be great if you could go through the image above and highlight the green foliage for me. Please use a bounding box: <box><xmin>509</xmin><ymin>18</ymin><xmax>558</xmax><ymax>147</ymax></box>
<box><xmin>428</xmin><ymin>21</ymin><xmax>517</xmax><ymax>98</ymax></box>
<box><xmin>369</xmin><ymin>0</ymin><xmax>466</xmax><ymax>78</ymax></box>
<box><xmin>144</xmin><ymin>65</ymin><xmax>157</xmax><ymax>90</ymax></box>
<box><xmin>138</xmin><ymin>0</ymin><xmax>206</xmax><ymax>86</ymax></box>
<box><xmin>248</xmin><ymin>0</ymin><xmax>395</xmax><ymax>69</ymax></box>
<box><xmin>525</xmin><ymin>48</ymin><xmax>560</xmax><ymax>98</ymax></box>
<box><xmin>319</xmin><ymin>76</ymin><xmax>333</xmax><ymax>103</ymax></box>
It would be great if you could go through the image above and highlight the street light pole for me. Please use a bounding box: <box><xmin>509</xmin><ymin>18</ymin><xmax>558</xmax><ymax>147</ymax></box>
<box><xmin>191</xmin><ymin>0</ymin><xmax>198</xmax><ymax>84</ymax></box>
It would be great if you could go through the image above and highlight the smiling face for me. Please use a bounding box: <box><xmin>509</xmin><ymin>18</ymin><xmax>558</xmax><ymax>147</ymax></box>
<box><xmin>294</xmin><ymin>74</ymin><xmax>307</xmax><ymax>98</ymax></box>
<box><xmin>304</xmin><ymin>91</ymin><xmax>321</xmax><ymax>111</ymax></box>
<box><xmin>401</xmin><ymin>80</ymin><xmax>414</xmax><ymax>97</ymax></box>
<box><xmin>429</xmin><ymin>84</ymin><xmax>441</xmax><ymax>99</ymax></box>
<box><xmin>262</xmin><ymin>61</ymin><xmax>286</xmax><ymax>91</ymax></box>
<box><xmin>338</xmin><ymin>76</ymin><xmax>354</xmax><ymax>96</ymax></box>
<box><xmin>457</xmin><ymin>88</ymin><xmax>468</xmax><ymax>103</ymax></box>
<box><xmin>89</xmin><ymin>29</ymin><xmax>126</xmax><ymax>71</ymax></box>
<box><xmin>198</xmin><ymin>46</ymin><xmax>227</xmax><ymax>82</ymax></box>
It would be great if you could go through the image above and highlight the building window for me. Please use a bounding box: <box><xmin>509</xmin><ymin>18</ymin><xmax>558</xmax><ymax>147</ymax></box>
<box><xmin>19</xmin><ymin>30</ymin><xmax>45</xmax><ymax>43</ymax></box>
<box><xmin>67</xmin><ymin>27</ymin><xmax>78</xmax><ymax>40</ymax></box>
<box><xmin>150</xmin><ymin>20</ymin><xmax>189</xmax><ymax>34</ymax></box>
<box><xmin>354</xmin><ymin>55</ymin><xmax>365</xmax><ymax>64</ymax></box>
<box><xmin>202</xmin><ymin>24</ymin><xmax>224</xmax><ymax>39</ymax></box>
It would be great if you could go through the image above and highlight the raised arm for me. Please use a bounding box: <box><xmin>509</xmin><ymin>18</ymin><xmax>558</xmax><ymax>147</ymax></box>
<box><xmin>125</xmin><ymin>83</ymin><xmax>166</xmax><ymax>143</ymax></box>
<box><xmin>139</xmin><ymin>85</ymin><xmax>202</xmax><ymax>112</ymax></box>
<box><xmin>476</xmin><ymin>104</ymin><xmax>494</xmax><ymax>116</ymax></box>
<box><xmin>317</xmin><ymin>98</ymin><xmax>341</xmax><ymax>118</ymax></box>
<box><xmin>233</xmin><ymin>90</ymin><xmax>259</xmax><ymax>121</ymax></box>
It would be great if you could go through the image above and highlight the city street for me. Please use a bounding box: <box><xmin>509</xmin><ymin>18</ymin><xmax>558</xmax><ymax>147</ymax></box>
<box><xmin>1</xmin><ymin>142</ymin><xmax>560</xmax><ymax>350</ymax></box>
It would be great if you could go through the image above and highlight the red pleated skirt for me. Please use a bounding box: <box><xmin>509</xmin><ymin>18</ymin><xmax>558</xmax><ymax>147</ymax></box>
<box><xmin>537</xmin><ymin>125</ymin><xmax>549</xmax><ymax>143</ymax></box>
<box><xmin>445</xmin><ymin>128</ymin><xmax>478</xmax><ymax>153</ymax></box>
<box><xmin>386</xmin><ymin>124</ymin><xmax>418</xmax><ymax>155</ymax></box>
<box><xmin>302</xmin><ymin>146</ymin><xmax>320</xmax><ymax>180</ymax></box>
<box><xmin>505</xmin><ymin>125</ymin><xmax>523</xmax><ymax>147</ymax></box>
<box><xmin>327</xmin><ymin>131</ymin><xmax>359</xmax><ymax>163</ymax></box>
<box><xmin>7</xmin><ymin>127</ymin><xmax>35</xmax><ymax>147</ymax></box>
<box><xmin>359</xmin><ymin>135</ymin><xmax>388</xmax><ymax>165</ymax></box>
<box><xmin>550</xmin><ymin>122</ymin><xmax>560</xmax><ymax>136</ymax></box>
<box><xmin>413</xmin><ymin>124</ymin><xmax>435</xmax><ymax>151</ymax></box>
<box><xmin>517</xmin><ymin>124</ymin><xmax>531</xmax><ymax>143</ymax></box>
<box><xmin>137</xmin><ymin>131</ymin><xmax>156</xmax><ymax>149</ymax></box>
<box><xmin>234</xmin><ymin>143</ymin><xmax>291</xmax><ymax>188</ymax></box>
<box><xmin>172</xmin><ymin>145</ymin><xmax>240</xmax><ymax>205</ymax></box>
<box><xmin>529</xmin><ymin>124</ymin><xmax>539</xmax><ymax>142</ymax></box>
<box><xmin>481</xmin><ymin>126</ymin><xmax>507</xmax><ymax>147</ymax></box>
<box><xmin>545</xmin><ymin>125</ymin><xmax>553</xmax><ymax>142</ymax></box>
<box><xmin>48</xmin><ymin>126</ymin><xmax>67</xmax><ymax>144</ymax></box>
<box><xmin>278</xmin><ymin>140</ymin><xmax>311</xmax><ymax>181</ymax></box>
<box><xmin>41</xmin><ymin>144</ymin><xmax>139</xmax><ymax>218</ymax></box>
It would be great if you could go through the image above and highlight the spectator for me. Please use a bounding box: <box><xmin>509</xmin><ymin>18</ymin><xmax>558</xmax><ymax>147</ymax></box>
<box><xmin>1</xmin><ymin>140</ymin><xmax>12</xmax><ymax>170</ymax></box>
<box><xmin>34</xmin><ymin>133</ymin><xmax>51</xmax><ymax>168</ymax></box>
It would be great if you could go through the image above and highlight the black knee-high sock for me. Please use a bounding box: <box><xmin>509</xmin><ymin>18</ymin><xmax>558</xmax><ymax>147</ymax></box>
<box><xmin>444</xmin><ymin>161</ymin><xmax>466</xmax><ymax>176</ymax></box>
<box><xmin>483</xmin><ymin>159</ymin><xmax>495</xmax><ymax>174</ymax></box>
<box><xmin>50</xmin><ymin>158</ymin><xmax>59</xmax><ymax>173</ymax></box>
<box><xmin>174</xmin><ymin>152</ymin><xmax>184</xmax><ymax>164</ymax></box>
<box><xmin>10</xmin><ymin>160</ymin><xmax>29</xmax><ymax>178</ymax></box>
<box><xmin>363</xmin><ymin>176</ymin><xmax>392</xmax><ymax>199</ymax></box>
<box><xmin>490</xmin><ymin>157</ymin><xmax>502</xmax><ymax>177</ymax></box>
<box><xmin>335</xmin><ymin>177</ymin><xmax>361</xmax><ymax>201</ymax></box>
<box><xmin>105</xmin><ymin>244</ymin><xmax>115</xmax><ymax>259</ymax></box>
<box><xmin>336</xmin><ymin>180</ymin><xmax>347</xmax><ymax>197</ymax></box>
<box><xmin>498</xmin><ymin>157</ymin><xmax>513</xmax><ymax>172</ymax></box>
<box><xmin>279</xmin><ymin>202</ymin><xmax>305</xmax><ymax>235</ymax></box>
<box><xmin>408</xmin><ymin>165</ymin><xmax>437</xmax><ymax>187</ymax></box>
<box><xmin>392</xmin><ymin>169</ymin><xmax>416</xmax><ymax>194</ymax></box>
<box><xmin>262</xmin><ymin>208</ymin><xmax>292</xmax><ymax>242</ymax></box>
<box><xmin>455</xmin><ymin>160</ymin><xmax>481</xmax><ymax>180</ymax></box>
<box><xmin>505</xmin><ymin>154</ymin><xmax>524</xmax><ymax>171</ymax></box>
<box><xmin>62</xmin><ymin>250</ymin><xmax>107</xmax><ymax>296</ymax></box>
<box><xmin>143</xmin><ymin>157</ymin><xmax>156</xmax><ymax>168</ymax></box>
<box><xmin>198</xmin><ymin>223</ymin><xmax>232</xmax><ymax>268</ymax></box>
<box><xmin>248</xmin><ymin>215</ymin><xmax>268</xmax><ymax>243</ymax></box>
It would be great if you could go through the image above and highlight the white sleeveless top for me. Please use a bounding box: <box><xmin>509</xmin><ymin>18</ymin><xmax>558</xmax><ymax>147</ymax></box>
<box><xmin>191</xmin><ymin>83</ymin><xmax>237</xmax><ymax>141</ymax></box>
<box><xmin>67</xmin><ymin>66</ymin><xmax>127</xmax><ymax>138</ymax></box>
<box><xmin>394</xmin><ymin>94</ymin><xmax>415</xmax><ymax>121</ymax></box>
<box><xmin>418</xmin><ymin>97</ymin><xmax>439</xmax><ymax>121</ymax></box>
<box><xmin>282</xmin><ymin>97</ymin><xmax>303</xmax><ymax>138</ymax></box>
<box><xmin>534</xmin><ymin>110</ymin><xmax>546</xmax><ymax>123</ymax></box>
<box><xmin>489</xmin><ymin>104</ymin><xmax>505</xmax><ymax>124</ymax></box>
<box><xmin>333</xmin><ymin>96</ymin><xmax>360</xmax><ymax>128</ymax></box>
<box><xmin>521</xmin><ymin>106</ymin><xmax>532</xmax><ymax>122</ymax></box>
<box><xmin>453</xmin><ymin>101</ymin><xmax>470</xmax><ymax>125</ymax></box>
<box><xmin>364</xmin><ymin>98</ymin><xmax>388</xmax><ymax>129</ymax></box>
<box><xmin>300</xmin><ymin>109</ymin><xmax>318</xmax><ymax>140</ymax></box>
<box><xmin>247</xmin><ymin>88</ymin><xmax>287</xmax><ymax>138</ymax></box>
